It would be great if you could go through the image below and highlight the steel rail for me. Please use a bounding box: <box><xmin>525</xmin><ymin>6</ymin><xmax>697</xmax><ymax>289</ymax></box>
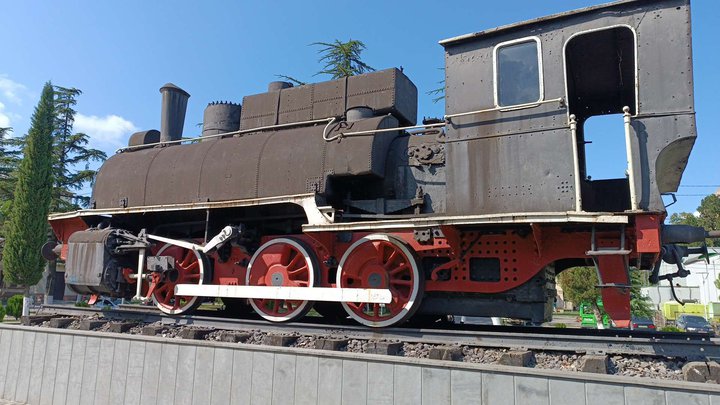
<box><xmin>38</xmin><ymin>304</ymin><xmax>719</xmax><ymax>360</ymax></box>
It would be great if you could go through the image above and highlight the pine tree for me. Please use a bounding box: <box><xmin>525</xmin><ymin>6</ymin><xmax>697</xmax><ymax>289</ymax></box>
<box><xmin>51</xmin><ymin>86</ymin><xmax>106</xmax><ymax>212</ymax></box>
<box><xmin>0</xmin><ymin>127</ymin><xmax>22</xmax><ymax>236</ymax></box>
<box><xmin>2</xmin><ymin>83</ymin><xmax>55</xmax><ymax>295</ymax></box>
<box><xmin>313</xmin><ymin>39</ymin><xmax>374</xmax><ymax>79</ymax></box>
<box><xmin>277</xmin><ymin>39</ymin><xmax>374</xmax><ymax>84</ymax></box>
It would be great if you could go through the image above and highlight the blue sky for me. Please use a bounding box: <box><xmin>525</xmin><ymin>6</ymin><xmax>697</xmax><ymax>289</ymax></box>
<box><xmin>1</xmin><ymin>0</ymin><xmax>718</xmax><ymax>215</ymax></box>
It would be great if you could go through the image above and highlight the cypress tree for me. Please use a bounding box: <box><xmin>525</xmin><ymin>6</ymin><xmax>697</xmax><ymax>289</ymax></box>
<box><xmin>2</xmin><ymin>83</ymin><xmax>55</xmax><ymax>300</ymax></box>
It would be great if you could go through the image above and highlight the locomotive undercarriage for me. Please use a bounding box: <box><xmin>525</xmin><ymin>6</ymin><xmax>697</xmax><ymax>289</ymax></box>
<box><xmin>48</xmin><ymin>203</ymin><xmax>671</xmax><ymax>328</ymax></box>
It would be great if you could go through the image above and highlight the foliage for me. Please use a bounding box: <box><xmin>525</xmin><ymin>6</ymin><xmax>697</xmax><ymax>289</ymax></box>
<box><xmin>558</xmin><ymin>267</ymin><xmax>600</xmax><ymax>309</ymax></box>
<box><xmin>2</xmin><ymin>83</ymin><xmax>55</xmax><ymax>288</ymax></box>
<box><xmin>313</xmin><ymin>39</ymin><xmax>374</xmax><ymax>79</ymax></box>
<box><xmin>274</xmin><ymin>75</ymin><xmax>306</xmax><ymax>86</ymax></box>
<box><xmin>276</xmin><ymin>39</ymin><xmax>374</xmax><ymax>90</ymax></box>
<box><xmin>660</xmin><ymin>325</ymin><xmax>683</xmax><ymax>333</ymax></box>
<box><xmin>0</xmin><ymin>127</ymin><xmax>22</xmax><ymax>236</ymax></box>
<box><xmin>670</xmin><ymin>194</ymin><xmax>720</xmax><ymax>247</ymax></box>
<box><xmin>629</xmin><ymin>270</ymin><xmax>655</xmax><ymax>318</ymax></box>
<box><xmin>558</xmin><ymin>266</ymin><xmax>655</xmax><ymax>318</ymax></box>
<box><xmin>0</xmin><ymin>305</ymin><xmax>5</xmax><ymax>322</ymax></box>
<box><xmin>6</xmin><ymin>294</ymin><xmax>23</xmax><ymax>319</ymax></box>
<box><xmin>427</xmin><ymin>67</ymin><xmax>446</xmax><ymax>104</ymax></box>
<box><xmin>553</xmin><ymin>323</ymin><xmax>567</xmax><ymax>328</ymax></box>
<box><xmin>50</xmin><ymin>86</ymin><xmax>106</xmax><ymax>212</ymax></box>
<box><xmin>74</xmin><ymin>301</ymin><xmax>90</xmax><ymax>308</ymax></box>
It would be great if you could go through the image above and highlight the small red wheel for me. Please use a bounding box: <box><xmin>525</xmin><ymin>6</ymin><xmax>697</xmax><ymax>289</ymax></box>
<box><xmin>149</xmin><ymin>243</ymin><xmax>209</xmax><ymax>315</ymax></box>
<box><xmin>246</xmin><ymin>238</ymin><xmax>317</xmax><ymax>322</ymax></box>
<box><xmin>337</xmin><ymin>234</ymin><xmax>424</xmax><ymax>327</ymax></box>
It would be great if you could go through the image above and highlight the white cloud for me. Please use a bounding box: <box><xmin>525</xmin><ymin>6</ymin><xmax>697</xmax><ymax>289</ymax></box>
<box><xmin>0</xmin><ymin>75</ymin><xmax>28</xmax><ymax>105</ymax></box>
<box><xmin>75</xmin><ymin>113</ymin><xmax>138</xmax><ymax>148</ymax></box>
<box><xmin>0</xmin><ymin>102</ymin><xmax>9</xmax><ymax>127</ymax></box>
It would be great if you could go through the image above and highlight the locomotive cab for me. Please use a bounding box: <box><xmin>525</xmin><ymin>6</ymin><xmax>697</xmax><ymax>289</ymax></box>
<box><xmin>441</xmin><ymin>0</ymin><xmax>695</xmax><ymax>215</ymax></box>
<box><xmin>565</xmin><ymin>25</ymin><xmax>637</xmax><ymax>213</ymax></box>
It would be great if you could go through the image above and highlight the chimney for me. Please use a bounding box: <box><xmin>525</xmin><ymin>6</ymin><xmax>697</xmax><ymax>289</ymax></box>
<box><xmin>159</xmin><ymin>83</ymin><xmax>190</xmax><ymax>143</ymax></box>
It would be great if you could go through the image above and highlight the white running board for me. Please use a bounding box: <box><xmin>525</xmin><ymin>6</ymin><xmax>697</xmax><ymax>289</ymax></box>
<box><xmin>174</xmin><ymin>284</ymin><xmax>392</xmax><ymax>304</ymax></box>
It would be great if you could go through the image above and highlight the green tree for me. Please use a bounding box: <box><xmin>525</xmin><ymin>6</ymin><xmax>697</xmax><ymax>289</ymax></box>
<box><xmin>427</xmin><ymin>67</ymin><xmax>445</xmax><ymax>104</ymax></box>
<box><xmin>670</xmin><ymin>194</ymin><xmax>720</xmax><ymax>246</ymax></box>
<box><xmin>629</xmin><ymin>271</ymin><xmax>654</xmax><ymax>318</ymax></box>
<box><xmin>558</xmin><ymin>266</ymin><xmax>653</xmax><ymax>326</ymax></box>
<box><xmin>313</xmin><ymin>39</ymin><xmax>374</xmax><ymax>79</ymax></box>
<box><xmin>51</xmin><ymin>86</ymin><xmax>106</xmax><ymax>212</ymax></box>
<box><xmin>277</xmin><ymin>39</ymin><xmax>374</xmax><ymax>85</ymax></box>
<box><xmin>0</xmin><ymin>127</ymin><xmax>22</xmax><ymax>236</ymax></box>
<box><xmin>2</xmin><ymin>83</ymin><xmax>55</xmax><ymax>312</ymax></box>
<box><xmin>6</xmin><ymin>295</ymin><xmax>23</xmax><ymax>320</ymax></box>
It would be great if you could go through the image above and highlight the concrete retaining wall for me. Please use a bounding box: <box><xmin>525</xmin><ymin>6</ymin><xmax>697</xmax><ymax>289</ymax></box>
<box><xmin>1</xmin><ymin>324</ymin><xmax>719</xmax><ymax>405</ymax></box>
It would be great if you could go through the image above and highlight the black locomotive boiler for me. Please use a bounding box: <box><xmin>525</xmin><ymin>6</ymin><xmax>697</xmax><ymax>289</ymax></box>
<box><xmin>46</xmin><ymin>0</ymin><xmax>713</xmax><ymax>327</ymax></box>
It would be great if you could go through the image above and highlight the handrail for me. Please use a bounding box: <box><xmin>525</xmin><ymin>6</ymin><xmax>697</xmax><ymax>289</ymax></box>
<box><xmin>569</xmin><ymin>114</ymin><xmax>583</xmax><ymax>212</ymax></box>
<box><xmin>117</xmin><ymin>117</ymin><xmax>337</xmax><ymax>153</ymax></box>
<box><xmin>623</xmin><ymin>106</ymin><xmax>638</xmax><ymax>210</ymax></box>
<box><xmin>443</xmin><ymin>97</ymin><xmax>565</xmax><ymax>120</ymax></box>
<box><xmin>118</xmin><ymin>97</ymin><xmax>567</xmax><ymax>150</ymax></box>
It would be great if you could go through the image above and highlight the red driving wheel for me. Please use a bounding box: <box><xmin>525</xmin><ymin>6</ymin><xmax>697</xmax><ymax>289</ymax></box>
<box><xmin>148</xmin><ymin>243</ymin><xmax>208</xmax><ymax>315</ymax></box>
<box><xmin>246</xmin><ymin>238</ymin><xmax>317</xmax><ymax>322</ymax></box>
<box><xmin>337</xmin><ymin>234</ymin><xmax>423</xmax><ymax>327</ymax></box>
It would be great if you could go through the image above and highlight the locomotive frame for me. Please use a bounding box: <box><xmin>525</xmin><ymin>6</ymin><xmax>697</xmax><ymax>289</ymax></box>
<box><xmin>46</xmin><ymin>0</ymin><xmax>712</xmax><ymax>328</ymax></box>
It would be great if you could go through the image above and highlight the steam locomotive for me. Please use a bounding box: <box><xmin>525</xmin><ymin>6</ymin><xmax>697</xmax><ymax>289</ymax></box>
<box><xmin>45</xmin><ymin>0</ymin><xmax>713</xmax><ymax>327</ymax></box>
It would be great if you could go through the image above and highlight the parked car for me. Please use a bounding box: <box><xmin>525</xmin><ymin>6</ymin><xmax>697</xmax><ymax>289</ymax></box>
<box><xmin>676</xmin><ymin>314</ymin><xmax>715</xmax><ymax>335</ymax></box>
<box><xmin>630</xmin><ymin>316</ymin><xmax>655</xmax><ymax>330</ymax></box>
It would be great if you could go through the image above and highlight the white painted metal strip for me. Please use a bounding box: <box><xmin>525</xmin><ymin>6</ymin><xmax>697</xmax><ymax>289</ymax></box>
<box><xmin>174</xmin><ymin>284</ymin><xmax>392</xmax><ymax>304</ymax></box>
<box><xmin>147</xmin><ymin>234</ymin><xmax>201</xmax><ymax>251</ymax></box>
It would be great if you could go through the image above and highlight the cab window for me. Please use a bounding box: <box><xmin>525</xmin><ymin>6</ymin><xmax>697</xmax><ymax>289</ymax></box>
<box><xmin>495</xmin><ymin>39</ymin><xmax>542</xmax><ymax>107</ymax></box>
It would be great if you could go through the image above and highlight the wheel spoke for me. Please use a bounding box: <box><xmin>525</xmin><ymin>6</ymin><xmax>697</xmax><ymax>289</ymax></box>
<box><xmin>287</xmin><ymin>252</ymin><xmax>303</xmax><ymax>270</ymax></box>
<box><xmin>389</xmin><ymin>264</ymin><xmax>409</xmax><ymax>276</ymax></box>
<box><xmin>384</xmin><ymin>249</ymin><xmax>399</xmax><ymax>268</ymax></box>
<box><xmin>181</xmin><ymin>250</ymin><xmax>193</xmax><ymax>267</ymax></box>
<box><xmin>390</xmin><ymin>279</ymin><xmax>412</xmax><ymax>286</ymax></box>
<box><xmin>287</xmin><ymin>265</ymin><xmax>308</xmax><ymax>278</ymax></box>
<box><xmin>280</xmin><ymin>245</ymin><xmax>293</xmax><ymax>265</ymax></box>
<box><xmin>375</xmin><ymin>242</ymin><xmax>386</xmax><ymax>263</ymax></box>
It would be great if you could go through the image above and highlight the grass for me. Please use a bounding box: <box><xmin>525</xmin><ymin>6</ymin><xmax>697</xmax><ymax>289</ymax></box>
<box><xmin>198</xmin><ymin>302</ymin><xmax>223</xmax><ymax>311</ymax></box>
<box><xmin>554</xmin><ymin>311</ymin><xmax>579</xmax><ymax>317</ymax></box>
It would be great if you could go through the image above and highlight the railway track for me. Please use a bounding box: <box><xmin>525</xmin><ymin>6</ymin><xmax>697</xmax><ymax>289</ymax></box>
<box><xmin>36</xmin><ymin>304</ymin><xmax>719</xmax><ymax>361</ymax></box>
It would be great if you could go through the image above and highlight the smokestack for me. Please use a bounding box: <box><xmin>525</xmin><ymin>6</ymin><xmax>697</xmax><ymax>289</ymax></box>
<box><xmin>202</xmin><ymin>101</ymin><xmax>241</xmax><ymax>139</ymax></box>
<box><xmin>159</xmin><ymin>83</ymin><xmax>190</xmax><ymax>144</ymax></box>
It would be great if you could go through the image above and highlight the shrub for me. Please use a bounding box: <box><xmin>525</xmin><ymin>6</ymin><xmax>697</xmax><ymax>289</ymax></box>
<box><xmin>74</xmin><ymin>301</ymin><xmax>90</xmax><ymax>308</ymax></box>
<box><xmin>553</xmin><ymin>323</ymin><xmax>567</xmax><ymax>328</ymax></box>
<box><xmin>0</xmin><ymin>305</ymin><xmax>6</xmax><ymax>322</ymax></box>
<box><xmin>6</xmin><ymin>295</ymin><xmax>24</xmax><ymax>320</ymax></box>
<box><xmin>661</xmin><ymin>326</ymin><xmax>683</xmax><ymax>333</ymax></box>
